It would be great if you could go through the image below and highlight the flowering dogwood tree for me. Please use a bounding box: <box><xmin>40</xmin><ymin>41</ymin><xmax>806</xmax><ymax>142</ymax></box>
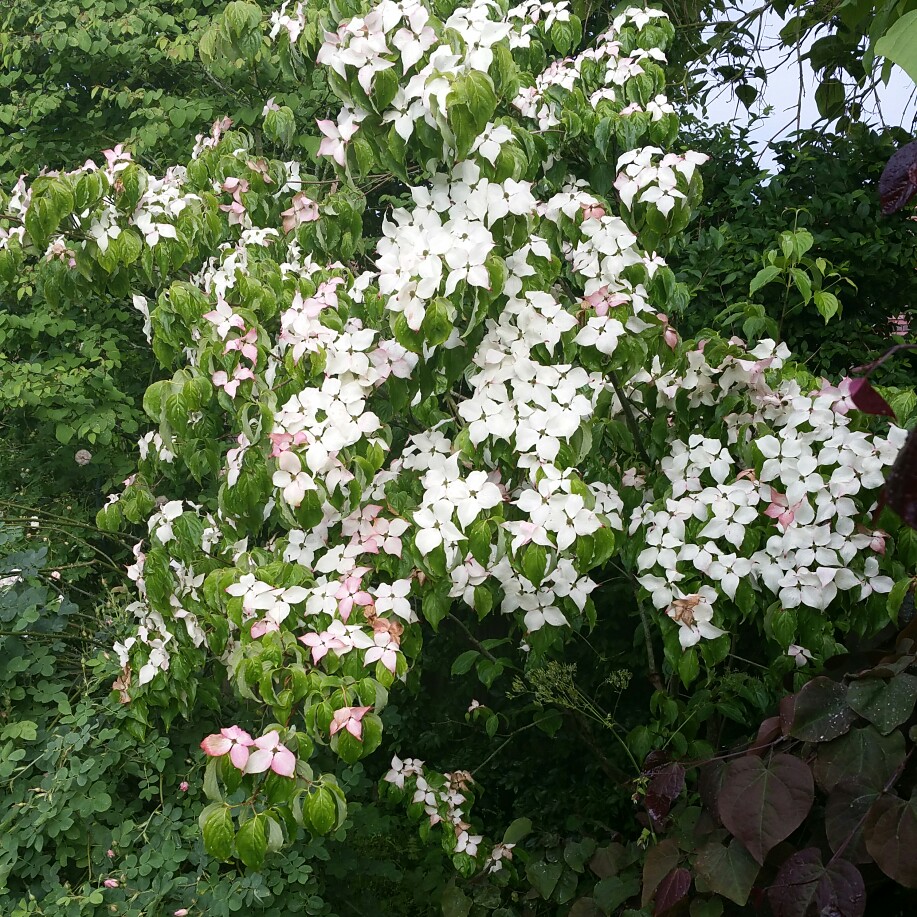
<box><xmin>1</xmin><ymin>0</ymin><xmax>912</xmax><ymax>878</ymax></box>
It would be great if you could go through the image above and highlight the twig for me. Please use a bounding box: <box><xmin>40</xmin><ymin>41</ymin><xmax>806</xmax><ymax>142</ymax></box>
<box><xmin>852</xmin><ymin>343</ymin><xmax>917</xmax><ymax>377</ymax></box>
<box><xmin>448</xmin><ymin>612</ymin><xmax>500</xmax><ymax>665</ymax></box>
<box><xmin>636</xmin><ymin>596</ymin><xmax>665</xmax><ymax>692</ymax></box>
<box><xmin>608</xmin><ymin>369</ymin><xmax>652</xmax><ymax>467</ymax></box>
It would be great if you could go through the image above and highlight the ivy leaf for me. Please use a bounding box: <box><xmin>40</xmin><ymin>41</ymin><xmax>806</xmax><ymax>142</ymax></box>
<box><xmin>693</xmin><ymin>839</ymin><xmax>759</xmax><ymax>906</ymax></box>
<box><xmin>717</xmin><ymin>754</ymin><xmax>814</xmax><ymax>864</ymax></box>
<box><xmin>766</xmin><ymin>847</ymin><xmax>865</xmax><ymax>917</ymax></box>
<box><xmin>846</xmin><ymin>673</ymin><xmax>917</xmax><ymax>735</ymax></box>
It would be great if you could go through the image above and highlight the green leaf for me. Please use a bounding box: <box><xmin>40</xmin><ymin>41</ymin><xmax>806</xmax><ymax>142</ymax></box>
<box><xmin>422</xmin><ymin>296</ymin><xmax>453</xmax><ymax>346</ymax></box>
<box><xmin>749</xmin><ymin>265</ymin><xmax>781</xmax><ymax>295</ymax></box>
<box><xmin>693</xmin><ymin>839</ymin><xmax>759</xmax><ymax>906</ymax></box>
<box><xmin>422</xmin><ymin>587</ymin><xmax>451</xmax><ymax>631</ymax></box>
<box><xmin>441</xmin><ymin>884</ymin><xmax>472</xmax><ymax>917</ymax></box>
<box><xmin>814</xmin><ymin>78</ymin><xmax>846</xmax><ymax>120</ymax></box>
<box><xmin>789</xmin><ymin>268</ymin><xmax>812</xmax><ymax>304</ymax></box>
<box><xmin>202</xmin><ymin>805</ymin><xmax>234</xmax><ymax>861</ymax></box>
<box><xmin>594</xmin><ymin>876</ymin><xmax>641</xmax><ymax>913</ymax></box>
<box><xmin>846</xmin><ymin>674</ymin><xmax>917</xmax><ymax>735</ymax></box>
<box><xmin>678</xmin><ymin>647</ymin><xmax>700</xmax><ymax>688</ymax></box>
<box><xmin>264</xmin><ymin>106</ymin><xmax>296</xmax><ymax>147</ymax></box>
<box><xmin>788</xmin><ymin>676</ymin><xmax>856</xmax><ymax>743</ymax></box>
<box><xmin>526</xmin><ymin>860</ymin><xmax>564</xmax><ymax>899</ymax></box>
<box><xmin>503</xmin><ymin>816</ymin><xmax>532</xmax><ymax>845</ymax></box>
<box><xmin>305</xmin><ymin>786</ymin><xmax>337</xmax><ymax>835</ymax></box>
<box><xmin>203</xmin><ymin>757</ymin><xmax>223</xmax><ymax>802</ymax></box>
<box><xmin>521</xmin><ymin>542</ymin><xmax>547</xmax><ymax>587</ymax></box>
<box><xmin>887</xmin><ymin>579</ymin><xmax>912</xmax><ymax>622</ymax></box>
<box><xmin>265</xmin><ymin>816</ymin><xmax>285</xmax><ymax>853</ymax></box>
<box><xmin>876</xmin><ymin>11</ymin><xmax>917</xmax><ymax>85</ymax></box>
<box><xmin>736</xmin><ymin>84</ymin><xmax>757</xmax><ymax>108</ymax></box>
<box><xmin>451</xmin><ymin>650</ymin><xmax>479</xmax><ymax>676</ymax></box>
<box><xmin>813</xmin><ymin>290</ymin><xmax>839</xmax><ymax>322</ymax></box>
<box><xmin>1</xmin><ymin>720</ymin><xmax>37</xmax><ymax>741</ymax></box>
<box><xmin>235</xmin><ymin>813</ymin><xmax>267</xmax><ymax>870</ymax></box>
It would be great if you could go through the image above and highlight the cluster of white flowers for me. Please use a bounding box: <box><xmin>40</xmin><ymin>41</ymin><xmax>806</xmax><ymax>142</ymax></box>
<box><xmin>87</xmin><ymin>2</ymin><xmax>906</xmax><ymax>732</ymax></box>
<box><xmin>376</xmin><ymin>162</ymin><xmax>535</xmax><ymax>328</ymax></box>
<box><xmin>512</xmin><ymin>6</ymin><xmax>667</xmax><ymax>131</ymax></box>
<box><xmin>632</xmin><ymin>341</ymin><xmax>905</xmax><ymax>647</ymax></box>
<box><xmin>269</xmin><ymin>0</ymin><xmax>308</xmax><ymax>43</ymax></box>
<box><xmin>384</xmin><ymin>755</ymin><xmax>480</xmax><ymax>853</ymax></box>
<box><xmin>113</xmin><ymin>604</ymin><xmax>173</xmax><ymax>686</ymax></box>
<box><xmin>614</xmin><ymin>147</ymin><xmax>709</xmax><ymax>217</ymax></box>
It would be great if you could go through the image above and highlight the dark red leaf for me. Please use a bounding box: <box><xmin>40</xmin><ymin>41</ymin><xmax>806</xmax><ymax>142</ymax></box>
<box><xmin>568</xmin><ymin>899</ymin><xmax>602</xmax><ymax>917</ymax></box>
<box><xmin>718</xmin><ymin>754</ymin><xmax>814</xmax><ymax>864</ymax></box>
<box><xmin>653</xmin><ymin>867</ymin><xmax>691</xmax><ymax>916</ymax></box>
<box><xmin>641</xmin><ymin>839</ymin><xmax>680</xmax><ymax>907</ymax></box>
<box><xmin>864</xmin><ymin>794</ymin><xmax>917</xmax><ymax>887</ymax></box>
<box><xmin>787</xmin><ymin>677</ymin><xmax>857</xmax><ymax>743</ymax></box>
<box><xmin>644</xmin><ymin>749</ymin><xmax>671</xmax><ymax>771</ymax></box>
<box><xmin>887</xmin><ymin>426</ymin><xmax>917</xmax><ymax>530</ymax></box>
<box><xmin>778</xmin><ymin>693</ymin><xmax>797</xmax><ymax>735</ymax></box>
<box><xmin>645</xmin><ymin>763</ymin><xmax>686</xmax><ymax>828</ymax></box>
<box><xmin>644</xmin><ymin>792</ymin><xmax>672</xmax><ymax>830</ymax></box>
<box><xmin>880</xmin><ymin>139</ymin><xmax>917</xmax><ymax>215</ymax></box>
<box><xmin>588</xmin><ymin>842</ymin><xmax>634</xmax><ymax>880</ymax></box>
<box><xmin>698</xmin><ymin>760</ymin><xmax>727</xmax><ymax>827</ymax></box>
<box><xmin>748</xmin><ymin>716</ymin><xmax>782</xmax><ymax>756</ymax></box>
<box><xmin>767</xmin><ymin>847</ymin><xmax>865</xmax><ymax>917</ymax></box>
<box><xmin>648</xmin><ymin>763</ymin><xmax>686</xmax><ymax>802</ymax></box>
<box><xmin>846</xmin><ymin>378</ymin><xmax>896</xmax><ymax>418</ymax></box>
